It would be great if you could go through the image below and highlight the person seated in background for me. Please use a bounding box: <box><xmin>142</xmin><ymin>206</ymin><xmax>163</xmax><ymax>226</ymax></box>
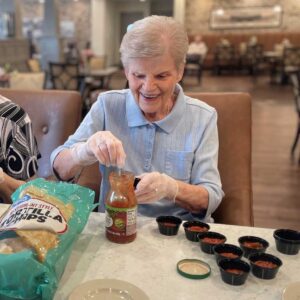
<box><xmin>187</xmin><ymin>34</ymin><xmax>208</xmax><ymax>60</ymax></box>
<box><xmin>81</xmin><ymin>41</ymin><xmax>95</xmax><ymax>67</ymax></box>
<box><xmin>51</xmin><ymin>15</ymin><xmax>224</xmax><ymax>222</ymax></box>
<box><xmin>64</xmin><ymin>41</ymin><xmax>80</xmax><ymax>64</ymax></box>
<box><xmin>0</xmin><ymin>95</ymin><xmax>40</xmax><ymax>203</ymax></box>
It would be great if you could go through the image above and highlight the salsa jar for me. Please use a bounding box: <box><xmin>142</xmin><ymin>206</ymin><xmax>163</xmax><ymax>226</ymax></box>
<box><xmin>105</xmin><ymin>170</ymin><xmax>137</xmax><ymax>243</ymax></box>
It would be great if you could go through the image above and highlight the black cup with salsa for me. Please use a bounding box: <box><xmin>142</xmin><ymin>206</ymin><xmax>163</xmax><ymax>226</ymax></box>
<box><xmin>156</xmin><ymin>216</ymin><xmax>182</xmax><ymax>236</ymax></box>
<box><xmin>183</xmin><ymin>221</ymin><xmax>210</xmax><ymax>242</ymax></box>
<box><xmin>238</xmin><ymin>235</ymin><xmax>269</xmax><ymax>258</ymax></box>
<box><xmin>218</xmin><ymin>259</ymin><xmax>250</xmax><ymax>286</ymax></box>
<box><xmin>199</xmin><ymin>231</ymin><xmax>226</xmax><ymax>254</ymax></box>
<box><xmin>213</xmin><ymin>243</ymin><xmax>244</xmax><ymax>263</ymax></box>
<box><xmin>248</xmin><ymin>252</ymin><xmax>282</xmax><ymax>279</ymax></box>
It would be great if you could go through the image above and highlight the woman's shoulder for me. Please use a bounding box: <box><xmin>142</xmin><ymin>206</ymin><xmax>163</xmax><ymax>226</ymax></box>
<box><xmin>184</xmin><ymin>95</ymin><xmax>216</xmax><ymax>115</ymax></box>
<box><xmin>92</xmin><ymin>89</ymin><xmax>130</xmax><ymax>112</ymax></box>
<box><xmin>97</xmin><ymin>89</ymin><xmax>129</xmax><ymax>102</ymax></box>
<box><xmin>0</xmin><ymin>95</ymin><xmax>29</xmax><ymax>124</ymax></box>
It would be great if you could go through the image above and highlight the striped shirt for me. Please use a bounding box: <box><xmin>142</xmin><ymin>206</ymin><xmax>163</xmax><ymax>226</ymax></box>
<box><xmin>0</xmin><ymin>95</ymin><xmax>40</xmax><ymax>180</ymax></box>
<box><xmin>51</xmin><ymin>84</ymin><xmax>224</xmax><ymax>222</ymax></box>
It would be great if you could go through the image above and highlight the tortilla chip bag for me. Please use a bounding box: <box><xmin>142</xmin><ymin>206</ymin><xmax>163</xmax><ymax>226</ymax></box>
<box><xmin>0</xmin><ymin>178</ymin><xmax>95</xmax><ymax>300</ymax></box>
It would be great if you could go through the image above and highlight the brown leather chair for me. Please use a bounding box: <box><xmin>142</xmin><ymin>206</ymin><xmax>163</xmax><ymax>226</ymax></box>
<box><xmin>78</xmin><ymin>92</ymin><xmax>253</xmax><ymax>226</ymax></box>
<box><xmin>0</xmin><ymin>88</ymin><xmax>82</xmax><ymax>179</ymax></box>
<box><xmin>186</xmin><ymin>92</ymin><xmax>253</xmax><ymax>226</ymax></box>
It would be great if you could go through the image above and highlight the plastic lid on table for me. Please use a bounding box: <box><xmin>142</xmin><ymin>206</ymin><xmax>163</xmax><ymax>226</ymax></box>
<box><xmin>177</xmin><ymin>259</ymin><xmax>211</xmax><ymax>279</ymax></box>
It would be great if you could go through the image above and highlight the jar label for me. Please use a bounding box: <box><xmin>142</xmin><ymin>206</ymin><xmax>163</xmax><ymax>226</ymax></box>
<box><xmin>105</xmin><ymin>205</ymin><xmax>137</xmax><ymax>237</ymax></box>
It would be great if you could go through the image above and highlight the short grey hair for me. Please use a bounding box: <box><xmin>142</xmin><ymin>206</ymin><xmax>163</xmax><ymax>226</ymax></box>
<box><xmin>120</xmin><ymin>15</ymin><xmax>188</xmax><ymax>69</ymax></box>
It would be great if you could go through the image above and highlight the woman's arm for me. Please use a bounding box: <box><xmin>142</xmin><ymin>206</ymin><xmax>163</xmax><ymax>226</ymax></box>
<box><xmin>53</xmin><ymin>131</ymin><xmax>126</xmax><ymax>181</ymax></box>
<box><xmin>0</xmin><ymin>169</ymin><xmax>25</xmax><ymax>204</ymax></box>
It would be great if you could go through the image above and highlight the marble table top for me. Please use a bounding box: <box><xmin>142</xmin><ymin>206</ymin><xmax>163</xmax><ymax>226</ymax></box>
<box><xmin>0</xmin><ymin>205</ymin><xmax>298</xmax><ymax>300</ymax></box>
<box><xmin>54</xmin><ymin>213</ymin><xmax>299</xmax><ymax>300</ymax></box>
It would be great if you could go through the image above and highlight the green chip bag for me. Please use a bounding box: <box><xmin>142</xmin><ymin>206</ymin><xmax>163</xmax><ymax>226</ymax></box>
<box><xmin>0</xmin><ymin>178</ymin><xmax>95</xmax><ymax>300</ymax></box>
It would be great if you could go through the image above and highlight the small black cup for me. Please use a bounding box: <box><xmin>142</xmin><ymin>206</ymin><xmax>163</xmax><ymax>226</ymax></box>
<box><xmin>238</xmin><ymin>236</ymin><xmax>269</xmax><ymax>258</ymax></box>
<box><xmin>273</xmin><ymin>229</ymin><xmax>300</xmax><ymax>255</ymax></box>
<box><xmin>213</xmin><ymin>243</ymin><xmax>244</xmax><ymax>263</ymax></box>
<box><xmin>248</xmin><ymin>252</ymin><xmax>282</xmax><ymax>279</ymax></box>
<box><xmin>218</xmin><ymin>259</ymin><xmax>250</xmax><ymax>286</ymax></box>
<box><xmin>199</xmin><ymin>231</ymin><xmax>226</xmax><ymax>254</ymax></box>
<box><xmin>183</xmin><ymin>221</ymin><xmax>210</xmax><ymax>242</ymax></box>
<box><xmin>156</xmin><ymin>216</ymin><xmax>182</xmax><ymax>236</ymax></box>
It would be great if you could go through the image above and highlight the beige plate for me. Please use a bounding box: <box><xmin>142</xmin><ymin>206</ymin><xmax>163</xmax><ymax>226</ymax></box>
<box><xmin>68</xmin><ymin>279</ymin><xmax>149</xmax><ymax>300</ymax></box>
<box><xmin>282</xmin><ymin>282</ymin><xmax>300</xmax><ymax>300</ymax></box>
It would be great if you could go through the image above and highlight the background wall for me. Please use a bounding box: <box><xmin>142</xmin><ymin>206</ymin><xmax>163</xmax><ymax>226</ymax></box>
<box><xmin>21</xmin><ymin>0</ymin><xmax>90</xmax><ymax>50</ymax></box>
<box><xmin>185</xmin><ymin>0</ymin><xmax>300</xmax><ymax>35</ymax></box>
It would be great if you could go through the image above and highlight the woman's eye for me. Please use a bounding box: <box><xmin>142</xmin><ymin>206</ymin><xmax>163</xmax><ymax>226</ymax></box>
<box><xmin>134</xmin><ymin>74</ymin><xmax>144</xmax><ymax>79</ymax></box>
<box><xmin>157</xmin><ymin>74</ymin><xmax>168</xmax><ymax>79</ymax></box>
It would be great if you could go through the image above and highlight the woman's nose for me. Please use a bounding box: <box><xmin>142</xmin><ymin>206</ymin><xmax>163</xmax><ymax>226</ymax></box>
<box><xmin>143</xmin><ymin>77</ymin><xmax>156</xmax><ymax>91</ymax></box>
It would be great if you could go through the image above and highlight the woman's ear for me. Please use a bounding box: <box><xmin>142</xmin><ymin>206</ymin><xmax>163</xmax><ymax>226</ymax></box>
<box><xmin>124</xmin><ymin>67</ymin><xmax>129</xmax><ymax>80</ymax></box>
<box><xmin>177</xmin><ymin>64</ymin><xmax>185</xmax><ymax>82</ymax></box>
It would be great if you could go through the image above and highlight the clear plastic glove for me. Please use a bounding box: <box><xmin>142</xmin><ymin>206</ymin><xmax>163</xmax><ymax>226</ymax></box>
<box><xmin>70</xmin><ymin>131</ymin><xmax>126</xmax><ymax>168</ymax></box>
<box><xmin>135</xmin><ymin>172</ymin><xmax>178</xmax><ymax>204</ymax></box>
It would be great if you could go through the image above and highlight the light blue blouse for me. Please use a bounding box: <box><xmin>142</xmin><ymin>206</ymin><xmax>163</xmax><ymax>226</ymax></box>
<box><xmin>51</xmin><ymin>85</ymin><xmax>224</xmax><ymax>222</ymax></box>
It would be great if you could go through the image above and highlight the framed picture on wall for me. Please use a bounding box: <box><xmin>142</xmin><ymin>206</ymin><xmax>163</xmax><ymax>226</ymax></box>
<box><xmin>210</xmin><ymin>5</ymin><xmax>283</xmax><ymax>30</ymax></box>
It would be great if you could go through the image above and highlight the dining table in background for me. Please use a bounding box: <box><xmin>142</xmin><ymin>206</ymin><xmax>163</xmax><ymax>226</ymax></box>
<box><xmin>80</xmin><ymin>66</ymin><xmax>119</xmax><ymax>89</ymax></box>
<box><xmin>0</xmin><ymin>204</ymin><xmax>298</xmax><ymax>300</ymax></box>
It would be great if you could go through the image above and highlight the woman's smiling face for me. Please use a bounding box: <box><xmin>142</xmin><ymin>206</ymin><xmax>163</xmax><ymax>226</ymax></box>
<box><xmin>125</xmin><ymin>52</ymin><xmax>184</xmax><ymax>121</ymax></box>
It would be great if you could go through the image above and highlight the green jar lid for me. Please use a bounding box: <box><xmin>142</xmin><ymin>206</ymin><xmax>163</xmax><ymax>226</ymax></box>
<box><xmin>177</xmin><ymin>259</ymin><xmax>211</xmax><ymax>279</ymax></box>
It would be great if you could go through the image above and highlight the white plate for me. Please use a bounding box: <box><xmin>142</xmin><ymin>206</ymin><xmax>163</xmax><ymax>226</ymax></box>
<box><xmin>282</xmin><ymin>282</ymin><xmax>300</xmax><ymax>300</ymax></box>
<box><xmin>68</xmin><ymin>279</ymin><xmax>149</xmax><ymax>300</ymax></box>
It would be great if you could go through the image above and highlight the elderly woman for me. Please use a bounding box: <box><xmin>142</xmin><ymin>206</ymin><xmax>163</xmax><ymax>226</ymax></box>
<box><xmin>51</xmin><ymin>15</ymin><xmax>224</xmax><ymax>222</ymax></box>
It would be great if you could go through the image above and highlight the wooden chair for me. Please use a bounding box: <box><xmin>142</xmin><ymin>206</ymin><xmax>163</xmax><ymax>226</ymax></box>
<box><xmin>213</xmin><ymin>44</ymin><xmax>238</xmax><ymax>75</ymax></box>
<box><xmin>271</xmin><ymin>47</ymin><xmax>300</xmax><ymax>84</ymax></box>
<box><xmin>240</xmin><ymin>44</ymin><xmax>264</xmax><ymax>76</ymax></box>
<box><xmin>183</xmin><ymin>54</ymin><xmax>203</xmax><ymax>84</ymax></box>
<box><xmin>289</xmin><ymin>71</ymin><xmax>300</xmax><ymax>164</ymax></box>
<box><xmin>48</xmin><ymin>62</ymin><xmax>90</xmax><ymax>115</ymax></box>
<box><xmin>78</xmin><ymin>92</ymin><xmax>253</xmax><ymax>226</ymax></box>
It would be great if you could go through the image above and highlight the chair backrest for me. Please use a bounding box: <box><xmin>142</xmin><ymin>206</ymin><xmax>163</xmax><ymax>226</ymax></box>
<box><xmin>78</xmin><ymin>92</ymin><xmax>253</xmax><ymax>226</ymax></box>
<box><xmin>89</xmin><ymin>56</ymin><xmax>106</xmax><ymax>71</ymax></box>
<box><xmin>9</xmin><ymin>72</ymin><xmax>45</xmax><ymax>90</ymax></box>
<box><xmin>289</xmin><ymin>71</ymin><xmax>300</xmax><ymax>115</ymax></box>
<box><xmin>186</xmin><ymin>92</ymin><xmax>253</xmax><ymax>226</ymax></box>
<box><xmin>49</xmin><ymin>62</ymin><xmax>81</xmax><ymax>91</ymax></box>
<box><xmin>186</xmin><ymin>54</ymin><xmax>202</xmax><ymax>64</ymax></box>
<box><xmin>27</xmin><ymin>59</ymin><xmax>42</xmax><ymax>73</ymax></box>
<box><xmin>214</xmin><ymin>45</ymin><xmax>236</xmax><ymax>64</ymax></box>
<box><xmin>283</xmin><ymin>47</ymin><xmax>300</xmax><ymax>68</ymax></box>
<box><xmin>0</xmin><ymin>88</ymin><xmax>82</xmax><ymax>179</ymax></box>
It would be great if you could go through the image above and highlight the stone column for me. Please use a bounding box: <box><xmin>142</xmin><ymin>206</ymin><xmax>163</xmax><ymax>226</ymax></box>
<box><xmin>173</xmin><ymin>0</ymin><xmax>186</xmax><ymax>24</ymax></box>
<box><xmin>0</xmin><ymin>0</ymin><xmax>22</xmax><ymax>38</ymax></box>
<box><xmin>91</xmin><ymin>0</ymin><xmax>107</xmax><ymax>57</ymax></box>
<box><xmin>39</xmin><ymin>0</ymin><xmax>63</xmax><ymax>69</ymax></box>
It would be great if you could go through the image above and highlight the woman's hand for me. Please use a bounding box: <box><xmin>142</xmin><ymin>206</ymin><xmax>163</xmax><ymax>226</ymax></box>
<box><xmin>70</xmin><ymin>131</ymin><xmax>126</xmax><ymax>168</ymax></box>
<box><xmin>135</xmin><ymin>172</ymin><xmax>178</xmax><ymax>203</ymax></box>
